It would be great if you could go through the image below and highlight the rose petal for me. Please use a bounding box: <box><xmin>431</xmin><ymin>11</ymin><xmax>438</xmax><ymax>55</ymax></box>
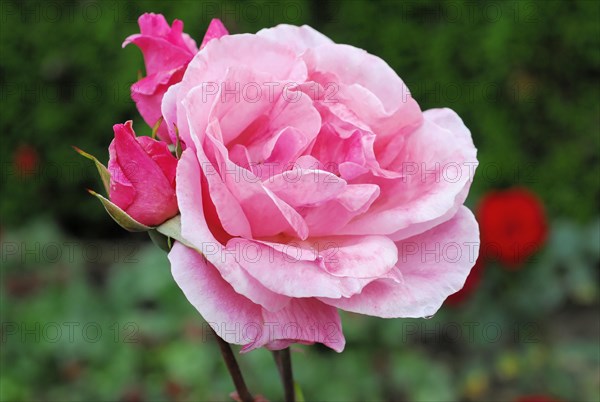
<box><xmin>320</xmin><ymin>206</ymin><xmax>479</xmax><ymax>318</ymax></box>
<box><xmin>169</xmin><ymin>242</ymin><xmax>345</xmax><ymax>352</ymax></box>
<box><xmin>257</xmin><ymin>24</ymin><xmax>334</xmax><ymax>55</ymax></box>
<box><xmin>245</xmin><ymin>298</ymin><xmax>345</xmax><ymax>352</ymax></box>
<box><xmin>200</xmin><ymin>18</ymin><xmax>229</xmax><ymax>50</ymax></box>
<box><xmin>176</xmin><ymin>148</ymin><xmax>290</xmax><ymax>311</ymax></box>
<box><xmin>340</xmin><ymin>108</ymin><xmax>477</xmax><ymax>240</ymax></box>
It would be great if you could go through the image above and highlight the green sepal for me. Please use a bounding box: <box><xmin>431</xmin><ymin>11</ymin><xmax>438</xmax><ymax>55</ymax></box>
<box><xmin>148</xmin><ymin>229</ymin><xmax>171</xmax><ymax>252</ymax></box>
<box><xmin>73</xmin><ymin>146</ymin><xmax>111</xmax><ymax>194</ymax></box>
<box><xmin>174</xmin><ymin>124</ymin><xmax>183</xmax><ymax>159</ymax></box>
<box><xmin>87</xmin><ymin>189</ymin><xmax>151</xmax><ymax>232</ymax></box>
<box><xmin>167</xmin><ymin>124</ymin><xmax>183</xmax><ymax>159</ymax></box>
<box><xmin>156</xmin><ymin>215</ymin><xmax>197</xmax><ymax>251</ymax></box>
<box><xmin>151</xmin><ymin>117</ymin><xmax>163</xmax><ymax>139</ymax></box>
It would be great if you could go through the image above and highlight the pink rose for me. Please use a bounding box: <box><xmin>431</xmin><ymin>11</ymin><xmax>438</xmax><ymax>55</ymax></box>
<box><xmin>124</xmin><ymin>14</ymin><xmax>227</xmax><ymax>143</ymax></box>
<box><xmin>161</xmin><ymin>24</ymin><xmax>479</xmax><ymax>352</ymax></box>
<box><xmin>108</xmin><ymin>121</ymin><xmax>178</xmax><ymax>226</ymax></box>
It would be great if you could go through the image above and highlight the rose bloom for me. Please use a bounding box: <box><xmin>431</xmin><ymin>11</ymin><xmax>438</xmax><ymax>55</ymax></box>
<box><xmin>123</xmin><ymin>17</ymin><xmax>479</xmax><ymax>352</ymax></box>
<box><xmin>478</xmin><ymin>188</ymin><xmax>547</xmax><ymax>268</ymax></box>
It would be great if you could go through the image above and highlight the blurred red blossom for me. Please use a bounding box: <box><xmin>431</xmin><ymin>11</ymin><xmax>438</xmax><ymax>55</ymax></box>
<box><xmin>514</xmin><ymin>395</ymin><xmax>563</xmax><ymax>402</ymax></box>
<box><xmin>13</xmin><ymin>144</ymin><xmax>38</xmax><ymax>177</ymax></box>
<box><xmin>478</xmin><ymin>188</ymin><xmax>547</xmax><ymax>268</ymax></box>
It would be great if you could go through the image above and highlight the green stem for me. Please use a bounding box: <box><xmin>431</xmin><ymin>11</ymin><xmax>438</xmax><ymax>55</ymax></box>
<box><xmin>210</xmin><ymin>327</ymin><xmax>254</xmax><ymax>402</ymax></box>
<box><xmin>272</xmin><ymin>348</ymin><xmax>295</xmax><ymax>402</ymax></box>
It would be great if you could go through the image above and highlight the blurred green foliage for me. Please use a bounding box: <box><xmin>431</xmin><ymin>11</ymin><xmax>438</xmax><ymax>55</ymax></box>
<box><xmin>1</xmin><ymin>0</ymin><xmax>599</xmax><ymax>401</ymax></box>
<box><xmin>1</xmin><ymin>218</ymin><xmax>598</xmax><ymax>401</ymax></box>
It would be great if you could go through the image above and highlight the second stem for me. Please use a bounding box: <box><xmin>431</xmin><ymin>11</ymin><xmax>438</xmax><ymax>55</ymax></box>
<box><xmin>272</xmin><ymin>348</ymin><xmax>295</xmax><ymax>402</ymax></box>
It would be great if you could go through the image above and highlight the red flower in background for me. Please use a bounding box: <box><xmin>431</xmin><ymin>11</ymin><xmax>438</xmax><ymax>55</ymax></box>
<box><xmin>13</xmin><ymin>144</ymin><xmax>38</xmax><ymax>177</ymax></box>
<box><xmin>446</xmin><ymin>256</ymin><xmax>485</xmax><ymax>305</ymax></box>
<box><xmin>515</xmin><ymin>395</ymin><xmax>563</xmax><ymax>402</ymax></box>
<box><xmin>478</xmin><ymin>188</ymin><xmax>547</xmax><ymax>268</ymax></box>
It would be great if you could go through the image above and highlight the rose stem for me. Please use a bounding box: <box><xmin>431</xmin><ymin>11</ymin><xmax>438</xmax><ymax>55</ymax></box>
<box><xmin>272</xmin><ymin>348</ymin><xmax>295</xmax><ymax>402</ymax></box>
<box><xmin>210</xmin><ymin>327</ymin><xmax>254</xmax><ymax>402</ymax></box>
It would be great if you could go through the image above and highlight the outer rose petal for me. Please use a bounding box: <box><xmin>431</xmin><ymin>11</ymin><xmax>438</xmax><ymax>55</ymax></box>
<box><xmin>176</xmin><ymin>148</ymin><xmax>290</xmax><ymax>311</ymax></box>
<box><xmin>200</xmin><ymin>18</ymin><xmax>229</xmax><ymax>49</ymax></box>
<box><xmin>181</xmin><ymin>33</ymin><xmax>308</xmax><ymax>94</ymax></box>
<box><xmin>256</xmin><ymin>24</ymin><xmax>334</xmax><ymax>55</ymax></box>
<box><xmin>161</xmin><ymin>82</ymin><xmax>182</xmax><ymax>145</ymax></box>
<box><xmin>174</xmin><ymin>33</ymin><xmax>308</xmax><ymax>149</ymax></box>
<box><xmin>107</xmin><ymin>141</ymin><xmax>135</xmax><ymax>210</ymax></box>
<box><xmin>168</xmin><ymin>242</ymin><xmax>345</xmax><ymax>352</ymax></box>
<box><xmin>246</xmin><ymin>298</ymin><xmax>345</xmax><ymax>352</ymax></box>
<box><xmin>123</xmin><ymin>13</ymin><xmax>198</xmax><ymax>143</ymax></box>
<box><xmin>126</xmin><ymin>15</ymin><xmax>228</xmax><ymax>144</ymax></box>
<box><xmin>123</xmin><ymin>15</ymin><xmax>195</xmax><ymax>75</ymax></box>
<box><xmin>168</xmin><ymin>241</ymin><xmax>262</xmax><ymax>345</ymax></box>
<box><xmin>319</xmin><ymin>206</ymin><xmax>479</xmax><ymax>318</ymax></box>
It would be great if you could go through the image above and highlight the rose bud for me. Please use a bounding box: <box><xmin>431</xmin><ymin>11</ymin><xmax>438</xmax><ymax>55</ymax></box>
<box><xmin>108</xmin><ymin>121</ymin><xmax>178</xmax><ymax>226</ymax></box>
<box><xmin>124</xmin><ymin>14</ymin><xmax>228</xmax><ymax>144</ymax></box>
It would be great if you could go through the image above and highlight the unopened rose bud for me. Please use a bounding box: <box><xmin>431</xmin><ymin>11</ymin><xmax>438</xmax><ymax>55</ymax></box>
<box><xmin>108</xmin><ymin>121</ymin><xmax>178</xmax><ymax>226</ymax></box>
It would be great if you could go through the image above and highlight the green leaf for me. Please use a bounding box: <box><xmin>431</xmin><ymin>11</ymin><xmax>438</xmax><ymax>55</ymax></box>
<box><xmin>73</xmin><ymin>146</ymin><xmax>111</xmax><ymax>194</ymax></box>
<box><xmin>87</xmin><ymin>189</ymin><xmax>151</xmax><ymax>232</ymax></box>
<box><xmin>294</xmin><ymin>382</ymin><xmax>305</xmax><ymax>402</ymax></box>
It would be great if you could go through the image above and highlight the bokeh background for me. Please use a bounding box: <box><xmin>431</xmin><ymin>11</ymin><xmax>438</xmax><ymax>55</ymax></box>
<box><xmin>1</xmin><ymin>0</ymin><xmax>599</xmax><ymax>401</ymax></box>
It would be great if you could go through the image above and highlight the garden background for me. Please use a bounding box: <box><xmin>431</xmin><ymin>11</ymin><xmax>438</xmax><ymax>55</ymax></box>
<box><xmin>1</xmin><ymin>0</ymin><xmax>599</xmax><ymax>401</ymax></box>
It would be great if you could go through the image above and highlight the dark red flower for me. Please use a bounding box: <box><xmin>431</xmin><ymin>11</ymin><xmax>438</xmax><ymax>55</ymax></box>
<box><xmin>13</xmin><ymin>144</ymin><xmax>38</xmax><ymax>177</ymax></box>
<box><xmin>477</xmin><ymin>188</ymin><xmax>547</xmax><ymax>268</ymax></box>
<box><xmin>445</xmin><ymin>256</ymin><xmax>485</xmax><ymax>305</ymax></box>
<box><xmin>515</xmin><ymin>395</ymin><xmax>562</xmax><ymax>402</ymax></box>
<box><xmin>164</xmin><ymin>379</ymin><xmax>184</xmax><ymax>399</ymax></box>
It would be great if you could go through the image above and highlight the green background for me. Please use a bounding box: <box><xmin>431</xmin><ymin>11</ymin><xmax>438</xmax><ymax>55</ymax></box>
<box><xmin>1</xmin><ymin>0</ymin><xmax>598</xmax><ymax>401</ymax></box>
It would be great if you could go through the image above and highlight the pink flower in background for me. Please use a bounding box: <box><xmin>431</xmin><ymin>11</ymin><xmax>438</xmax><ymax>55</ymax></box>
<box><xmin>124</xmin><ymin>14</ymin><xmax>228</xmax><ymax>143</ymax></box>
<box><xmin>161</xmin><ymin>23</ymin><xmax>480</xmax><ymax>352</ymax></box>
<box><xmin>108</xmin><ymin>121</ymin><xmax>178</xmax><ymax>226</ymax></box>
